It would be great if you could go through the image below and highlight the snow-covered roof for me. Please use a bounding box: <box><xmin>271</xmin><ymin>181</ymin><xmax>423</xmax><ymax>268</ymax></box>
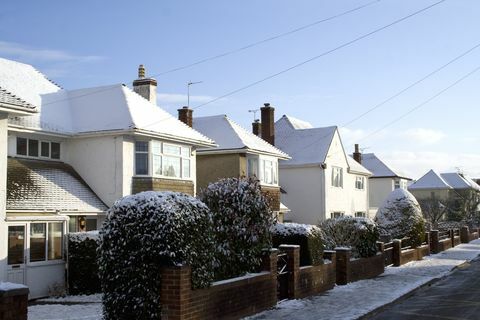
<box><xmin>440</xmin><ymin>173</ymin><xmax>480</xmax><ymax>191</ymax></box>
<box><xmin>276</xmin><ymin>115</ymin><xmax>314</xmax><ymax>131</ymax></box>
<box><xmin>360</xmin><ymin>153</ymin><xmax>410</xmax><ymax>179</ymax></box>
<box><xmin>347</xmin><ymin>155</ymin><xmax>372</xmax><ymax>176</ymax></box>
<box><xmin>193</xmin><ymin>115</ymin><xmax>289</xmax><ymax>158</ymax></box>
<box><xmin>408</xmin><ymin>170</ymin><xmax>452</xmax><ymax>190</ymax></box>
<box><xmin>7</xmin><ymin>158</ymin><xmax>107</xmax><ymax>212</ymax></box>
<box><xmin>275</xmin><ymin>117</ymin><xmax>336</xmax><ymax>166</ymax></box>
<box><xmin>0</xmin><ymin>57</ymin><xmax>61</xmax><ymax>108</ymax></box>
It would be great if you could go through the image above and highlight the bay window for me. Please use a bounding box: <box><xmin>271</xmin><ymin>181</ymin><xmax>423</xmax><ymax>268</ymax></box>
<box><xmin>247</xmin><ymin>155</ymin><xmax>278</xmax><ymax>185</ymax></box>
<box><xmin>135</xmin><ymin>140</ymin><xmax>191</xmax><ymax>179</ymax></box>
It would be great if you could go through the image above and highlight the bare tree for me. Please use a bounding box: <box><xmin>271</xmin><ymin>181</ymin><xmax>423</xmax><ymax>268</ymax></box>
<box><xmin>418</xmin><ymin>198</ymin><xmax>448</xmax><ymax>230</ymax></box>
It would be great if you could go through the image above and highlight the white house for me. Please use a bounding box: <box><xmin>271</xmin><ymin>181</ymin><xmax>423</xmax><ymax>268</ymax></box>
<box><xmin>351</xmin><ymin>148</ymin><xmax>412</xmax><ymax>217</ymax></box>
<box><xmin>270</xmin><ymin>113</ymin><xmax>371</xmax><ymax>224</ymax></box>
<box><xmin>0</xmin><ymin>58</ymin><xmax>215</xmax><ymax>298</ymax></box>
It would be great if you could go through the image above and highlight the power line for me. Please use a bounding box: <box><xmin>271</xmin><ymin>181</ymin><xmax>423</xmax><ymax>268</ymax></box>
<box><xmin>152</xmin><ymin>0</ymin><xmax>382</xmax><ymax>76</ymax></box>
<box><xmin>285</xmin><ymin>41</ymin><xmax>480</xmax><ymax>157</ymax></box>
<box><xmin>192</xmin><ymin>0</ymin><xmax>447</xmax><ymax>110</ymax></box>
<box><xmin>40</xmin><ymin>0</ymin><xmax>382</xmax><ymax>108</ymax></box>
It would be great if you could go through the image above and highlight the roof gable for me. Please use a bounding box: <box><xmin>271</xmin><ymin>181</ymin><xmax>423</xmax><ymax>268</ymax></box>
<box><xmin>440</xmin><ymin>173</ymin><xmax>480</xmax><ymax>191</ymax></box>
<box><xmin>361</xmin><ymin>153</ymin><xmax>410</xmax><ymax>179</ymax></box>
<box><xmin>193</xmin><ymin>115</ymin><xmax>289</xmax><ymax>158</ymax></box>
<box><xmin>408</xmin><ymin>169</ymin><xmax>452</xmax><ymax>190</ymax></box>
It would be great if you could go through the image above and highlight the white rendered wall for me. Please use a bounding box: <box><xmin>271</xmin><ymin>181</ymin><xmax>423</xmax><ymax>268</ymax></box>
<box><xmin>369</xmin><ymin>178</ymin><xmax>393</xmax><ymax>217</ymax></box>
<box><xmin>280</xmin><ymin>166</ymin><xmax>324</xmax><ymax>225</ymax></box>
<box><xmin>0</xmin><ymin>115</ymin><xmax>8</xmax><ymax>281</ymax></box>
<box><xmin>65</xmin><ymin>135</ymin><xmax>124</xmax><ymax>207</ymax></box>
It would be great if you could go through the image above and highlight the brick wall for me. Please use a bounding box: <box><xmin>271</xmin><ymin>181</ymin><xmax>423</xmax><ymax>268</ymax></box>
<box><xmin>349</xmin><ymin>254</ymin><xmax>384</xmax><ymax>283</ymax></box>
<box><xmin>260</xmin><ymin>185</ymin><xmax>281</xmax><ymax>212</ymax></box>
<box><xmin>132</xmin><ymin>177</ymin><xmax>194</xmax><ymax>196</ymax></box>
<box><xmin>0</xmin><ymin>285</ymin><xmax>29</xmax><ymax>320</ymax></box>
<box><xmin>160</xmin><ymin>251</ymin><xmax>278</xmax><ymax>320</ymax></box>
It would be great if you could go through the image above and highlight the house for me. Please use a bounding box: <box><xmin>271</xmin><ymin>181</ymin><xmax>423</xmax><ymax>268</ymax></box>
<box><xmin>409</xmin><ymin>170</ymin><xmax>480</xmax><ymax>215</ymax></box>
<box><xmin>351</xmin><ymin>147</ymin><xmax>412</xmax><ymax>217</ymax></box>
<box><xmin>0</xmin><ymin>58</ymin><xmax>215</xmax><ymax>298</ymax></box>
<box><xmin>176</xmin><ymin>105</ymin><xmax>290</xmax><ymax>220</ymax></box>
<box><xmin>253</xmin><ymin>107</ymin><xmax>371</xmax><ymax>224</ymax></box>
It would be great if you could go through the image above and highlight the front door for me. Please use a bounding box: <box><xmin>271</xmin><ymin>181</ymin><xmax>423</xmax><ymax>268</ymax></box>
<box><xmin>7</xmin><ymin>224</ymin><xmax>26</xmax><ymax>284</ymax></box>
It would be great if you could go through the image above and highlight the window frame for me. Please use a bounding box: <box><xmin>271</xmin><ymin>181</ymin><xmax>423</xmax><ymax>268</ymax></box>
<box><xmin>355</xmin><ymin>176</ymin><xmax>365</xmax><ymax>190</ymax></box>
<box><xmin>26</xmin><ymin>221</ymin><xmax>65</xmax><ymax>266</ymax></box>
<box><xmin>355</xmin><ymin>212</ymin><xmax>366</xmax><ymax>218</ymax></box>
<box><xmin>247</xmin><ymin>155</ymin><xmax>279</xmax><ymax>186</ymax></box>
<box><xmin>331</xmin><ymin>166</ymin><xmax>344</xmax><ymax>188</ymax></box>
<box><xmin>331</xmin><ymin>211</ymin><xmax>344</xmax><ymax>219</ymax></box>
<box><xmin>16</xmin><ymin>137</ymin><xmax>61</xmax><ymax>160</ymax></box>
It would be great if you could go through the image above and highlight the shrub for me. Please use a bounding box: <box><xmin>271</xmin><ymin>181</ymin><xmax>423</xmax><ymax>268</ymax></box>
<box><xmin>67</xmin><ymin>231</ymin><xmax>100</xmax><ymax>295</ymax></box>
<box><xmin>320</xmin><ymin>217</ymin><xmax>379</xmax><ymax>258</ymax></box>
<box><xmin>375</xmin><ymin>188</ymin><xmax>426</xmax><ymax>247</ymax></box>
<box><xmin>199</xmin><ymin>177</ymin><xmax>275</xmax><ymax>280</ymax></box>
<box><xmin>98</xmin><ymin>191</ymin><xmax>216</xmax><ymax>320</ymax></box>
<box><xmin>271</xmin><ymin>223</ymin><xmax>324</xmax><ymax>266</ymax></box>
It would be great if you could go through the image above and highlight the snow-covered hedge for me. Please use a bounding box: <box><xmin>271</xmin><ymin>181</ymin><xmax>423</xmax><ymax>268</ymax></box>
<box><xmin>199</xmin><ymin>177</ymin><xmax>275</xmax><ymax>280</ymax></box>
<box><xmin>375</xmin><ymin>189</ymin><xmax>426</xmax><ymax>247</ymax></box>
<box><xmin>271</xmin><ymin>223</ymin><xmax>325</xmax><ymax>266</ymax></box>
<box><xmin>98</xmin><ymin>191</ymin><xmax>216</xmax><ymax>320</ymax></box>
<box><xmin>67</xmin><ymin>231</ymin><xmax>100</xmax><ymax>295</ymax></box>
<box><xmin>320</xmin><ymin>217</ymin><xmax>379</xmax><ymax>258</ymax></box>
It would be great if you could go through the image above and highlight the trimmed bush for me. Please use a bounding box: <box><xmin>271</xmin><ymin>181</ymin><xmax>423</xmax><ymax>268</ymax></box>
<box><xmin>199</xmin><ymin>177</ymin><xmax>275</xmax><ymax>280</ymax></box>
<box><xmin>375</xmin><ymin>188</ymin><xmax>426</xmax><ymax>247</ymax></box>
<box><xmin>271</xmin><ymin>223</ymin><xmax>324</xmax><ymax>266</ymax></box>
<box><xmin>67</xmin><ymin>231</ymin><xmax>100</xmax><ymax>295</ymax></box>
<box><xmin>320</xmin><ymin>217</ymin><xmax>379</xmax><ymax>258</ymax></box>
<box><xmin>98</xmin><ymin>191</ymin><xmax>216</xmax><ymax>320</ymax></box>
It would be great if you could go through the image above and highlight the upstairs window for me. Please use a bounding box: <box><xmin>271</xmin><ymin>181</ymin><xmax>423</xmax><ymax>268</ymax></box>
<box><xmin>332</xmin><ymin>166</ymin><xmax>343</xmax><ymax>188</ymax></box>
<box><xmin>16</xmin><ymin>137</ymin><xmax>60</xmax><ymax>160</ymax></box>
<box><xmin>247</xmin><ymin>155</ymin><xmax>278</xmax><ymax>185</ymax></box>
<box><xmin>135</xmin><ymin>140</ymin><xmax>191</xmax><ymax>179</ymax></box>
<box><xmin>355</xmin><ymin>176</ymin><xmax>365</xmax><ymax>190</ymax></box>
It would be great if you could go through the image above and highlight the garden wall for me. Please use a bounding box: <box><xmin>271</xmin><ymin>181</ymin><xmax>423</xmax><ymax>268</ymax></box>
<box><xmin>0</xmin><ymin>283</ymin><xmax>28</xmax><ymax>320</ymax></box>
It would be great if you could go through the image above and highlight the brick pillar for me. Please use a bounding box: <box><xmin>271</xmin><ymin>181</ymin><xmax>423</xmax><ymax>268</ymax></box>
<box><xmin>430</xmin><ymin>230</ymin><xmax>439</xmax><ymax>254</ymax></box>
<box><xmin>0</xmin><ymin>285</ymin><xmax>29</xmax><ymax>320</ymax></box>
<box><xmin>335</xmin><ymin>248</ymin><xmax>351</xmax><ymax>285</ymax></box>
<box><xmin>450</xmin><ymin>229</ymin><xmax>455</xmax><ymax>247</ymax></box>
<box><xmin>392</xmin><ymin>240</ymin><xmax>401</xmax><ymax>267</ymax></box>
<box><xmin>376</xmin><ymin>241</ymin><xmax>385</xmax><ymax>253</ymax></box>
<box><xmin>261</xmin><ymin>248</ymin><xmax>278</xmax><ymax>273</ymax></box>
<box><xmin>460</xmin><ymin>226</ymin><xmax>470</xmax><ymax>243</ymax></box>
<box><xmin>425</xmin><ymin>232</ymin><xmax>430</xmax><ymax>246</ymax></box>
<box><xmin>260</xmin><ymin>103</ymin><xmax>275</xmax><ymax>145</ymax></box>
<box><xmin>160</xmin><ymin>265</ymin><xmax>192</xmax><ymax>320</ymax></box>
<box><xmin>279</xmin><ymin>245</ymin><xmax>300</xmax><ymax>299</ymax></box>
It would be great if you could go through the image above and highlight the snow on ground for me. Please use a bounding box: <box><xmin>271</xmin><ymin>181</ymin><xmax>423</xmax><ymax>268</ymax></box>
<box><xmin>27</xmin><ymin>240</ymin><xmax>480</xmax><ymax>320</ymax></box>
<box><xmin>248</xmin><ymin>239</ymin><xmax>480</xmax><ymax>320</ymax></box>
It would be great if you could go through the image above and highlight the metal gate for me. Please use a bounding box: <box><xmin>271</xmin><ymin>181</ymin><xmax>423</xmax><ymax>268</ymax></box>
<box><xmin>277</xmin><ymin>252</ymin><xmax>289</xmax><ymax>300</ymax></box>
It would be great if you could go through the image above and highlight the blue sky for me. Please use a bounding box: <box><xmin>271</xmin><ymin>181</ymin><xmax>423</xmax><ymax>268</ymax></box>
<box><xmin>2</xmin><ymin>0</ymin><xmax>480</xmax><ymax>178</ymax></box>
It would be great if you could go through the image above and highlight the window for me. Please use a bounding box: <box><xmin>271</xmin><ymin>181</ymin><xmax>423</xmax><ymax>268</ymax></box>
<box><xmin>394</xmin><ymin>178</ymin><xmax>400</xmax><ymax>189</ymax></box>
<box><xmin>355</xmin><ymin>176</ymin><xmax>365</xmax><ymax>190</ymax></box>
<box><xmin>261</xmin><ymin>159</ymin><xmax>278</xmax><ymax>185</ymax></box>
<box><xmin>30</xmin><ymin>223</ymin><xmax>46</xmax><ymax>262</ymax></box>
<box><xmin>331</xmin><ymin>212</ymin><xmax>344</xmax><ymax>219</ymax></box>
<box><xmin>16</xmin><ymin>137</ymin><xmax>27</xmax><ymax>156</ymax></box>
<box><xmin>135</xmin><ymin>141</ymin><xmax>191</xmax><ymax>179</ymax></box>
<box><xmin>30</xmin><ymin>222</ymin><xmax>63</xmax><ymax>263</ymax></box>
<box><xmin>355</xmin><ymin>212</ymin><xmax>366</xmax><ymax>218</ymax></box>
<box><xmin>247</xmin><ymin>157</ymin><xmax>259</xmax><ymax>178</ymax></box>
<box><xmin>135</xmin><ymin>141</ymin><xmax>149</xmax><ymax>175</ymax></box>
<box><xmin>8</xmin><ymin>226</ymin><xmax>25</xmax><ymax>265</ymax></box>
<box><xmin>332</xmin><ymin>166</ymin><xmax>343</xmax><ymax>187</ymax></box>
<box><xmin>16</xmin><ymin>137</ymin><xmax>60</xmax><ymax>160</ymax></box>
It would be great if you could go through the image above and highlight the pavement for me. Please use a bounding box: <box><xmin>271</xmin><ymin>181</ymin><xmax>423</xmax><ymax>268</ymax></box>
<box><xmin>365</xmin><ymin>255</ymin><xmax>480</xmax><ymax>320</ymax></box>
<box><xmin>248</xmin><ymin>239</ymin><xmax>480</xmax><ymax>320</ymax></box>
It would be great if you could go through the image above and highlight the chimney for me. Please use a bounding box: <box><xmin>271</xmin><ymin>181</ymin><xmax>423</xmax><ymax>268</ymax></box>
<box><xmin>178</xmin><ymin>106</ymin><xmax>193</xmax><ymax>127</ymax></box>
<box><xmin>353</xmin><ymin>144</ymin><xmax>362</xmax><ymax>164</ymax></box>
<box><xmin>252</xmin><ymin>119</ymin><xmax>262</xmax><ymax>137</ymax></box>
<box><xmin>133</xmin><ymin>64</ymin><xmax>157</xmax><ymax>104</ymax></box>
<box><xmin>261</xmin><ymin>103</ymin><xmax>275</xmax><ymax>145</ymax></box>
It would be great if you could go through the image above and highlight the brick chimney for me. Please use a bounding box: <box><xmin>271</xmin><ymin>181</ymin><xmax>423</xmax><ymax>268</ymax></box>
<box><xmin>178</xmin><ymin>106</ymin><xmax>193</xmax><ymax>127</ymax></box>
<box><xmin>261</xmin><ymin>103</ymin><xmax>275</xmax><ymax>145</ymax></box>
<box><xmin>252</xmin><ymin>119</ymin><xmax>262</xmax><ymax>137</ymax></box>
<box><xmin>353</xmin><ymin>144</ymin><xmax>362</xmax><ymax>164</ymax></box>
<box><xmin>133</xmin><ymin>64</ymin><xmax>157</xmax><ymax>104</ymax></box>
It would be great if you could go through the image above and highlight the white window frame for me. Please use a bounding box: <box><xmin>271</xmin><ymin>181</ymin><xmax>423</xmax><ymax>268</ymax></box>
<box><xmin>331</xmin><ymin>166</ymin><xmax>343</xmax><ymax>188</ymax></box>
<box><xmin>355</xmin><ymin>212</ymin><xmax>366</xmax><ymax>218</ymax></box>
<box><xmin>355</xmin><ymin>176</ymin><xmax>365</xmax><ymax>190</ymax></box>
<box><xmin>247</xmin><ymin>155</ymin><xmax>279</xmax><ymax>186</ymax></box>
<box><xmin>134</xmin><ymin>140</ymin><xmax>192</xmax><ymax>180</ymax></box>
<box><xmin>16</xmin><ymin>137</ymin><xmax>61</xmax><ymax>160</ymax></box>
<box><xmin>331</xmin><ymin>212</ymin><xmax>344</xmax><ymax>219</ymax></box>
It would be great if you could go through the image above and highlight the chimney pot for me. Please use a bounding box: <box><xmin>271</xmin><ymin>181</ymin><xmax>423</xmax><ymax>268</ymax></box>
<box><xmin>252</xmin><ymin>119</ymin><xmax>262</xmax><ymax>137</ymax></box>
<box><xmin>138</xmin><ymin>64</ymin><xmax>145</xmax><ymax>78</ymax></box>
<box><xmin>133</xmin><ymin>64</ymin><xmax>157</xmax><ymax>103</ymax></box>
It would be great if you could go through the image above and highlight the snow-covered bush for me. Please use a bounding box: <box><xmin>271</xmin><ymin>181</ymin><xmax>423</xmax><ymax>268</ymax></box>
<box><xmin>271</xmin><ymin>223</ymin><xmax>325</xmax><ymax>266</ymax></box>
<box><xmin>375</xmin><ymin>188</ymin><xmax>426</xmax><ymax>247</ymax></box>
<box><xmin>98</xmin><ymin>191</ymin><xmax>216</xmax><ymax>320</ymax></box>
<box><xmin>320</xmin><ymin>217</ymin><xmax>379</xmax><ymax>258</ymax></box>
<box><xmin>199</xmin><ymin>177</ymin><xmax>275</xmax><ymax>280</ymax></box>
<box><xmin>67</xmin><ymin>231</ymin><xmax>100</xmax><ymax>295</ymax></box>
